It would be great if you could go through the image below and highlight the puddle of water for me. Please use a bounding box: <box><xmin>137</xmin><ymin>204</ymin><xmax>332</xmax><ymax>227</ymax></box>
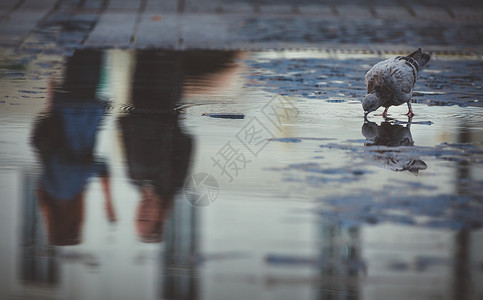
<box><xmin>0</xmin><ymin>48</ymin><xmax>483</xmax><ymax>300</ymax></box>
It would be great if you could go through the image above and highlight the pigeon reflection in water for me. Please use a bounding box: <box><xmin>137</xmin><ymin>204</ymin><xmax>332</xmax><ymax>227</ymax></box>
<box><xmin>362</xmin><ymin>121</ymin><xmax>427</xmax><ymax>173</ymax></box>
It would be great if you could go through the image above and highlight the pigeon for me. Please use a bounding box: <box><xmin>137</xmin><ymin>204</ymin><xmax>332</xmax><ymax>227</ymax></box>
<box><xmin>362</xmin><ymin>48</ymin><xmax>430</xmax><ymax>118</ymax></box>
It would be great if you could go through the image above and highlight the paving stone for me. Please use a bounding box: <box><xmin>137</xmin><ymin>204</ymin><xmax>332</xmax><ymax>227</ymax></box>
<box><xmin>0</xmin><ymin>0</ymin><xmax>21</xmax><ymax>10</ymax></box>
<box><xmin>134</xmin><ymin>13</ymin><xmax>180</xmax><ymax>48</ymax></box>
<box><xmin>216</xmin><ymin>3</ymin><xmax>254</xmax><ymax>14</ymax></box>
<box><xmin>57</xmin><ymin>13</ymin><xmax>100</xmax><ymax>46</ymax></box>
<box><xmin>1</xmin><ymin>0</ymin><xmax>483</xmax><ymax>53</ymax></box>
<box><xmin>0</xmin><ymin>10</ymin><xmax>51</xmax><ymax>46</ymax></box>
<box><xmin>374</xmin><ymin>6</ymin><xmax>412</xmax><ymax>19</ymax></box>
<box><xmin>20</xmin><ymin>0</ymin><xmax>57</xmax><ymax>10</ymax></box>
<box><xmin>58</xmin><ymin>0</ymin><xmax>84</xmax><ymax>10</ymax></box>
<box><xmin>336</xmin><ymin>5</ymin><xmax>373</xmax><ymax>18</ymax></box>
<box><xmin>145</xmin><ymin>0</ymin><xmax>178</xmax><ymax>12</ymax></box>
<box><xmin>83</xmin><ymin>0</ymin><xmax>106</xmax><ymax>10</ymax></box>
<box><xmin>412</xmin><ymin>6</ymin><xmax>451</xmax><ymax>22</ymax></box>
<box><xmin>297</xmin><ymin>5</ymin><xmax>336</xmax><ymax>16</ymax></box>
<box><xmin>184</xmin><ymin>0</ymin><xmax>223</xmax><ymax>13</ymax></box>
<box><xmin>85</xmin><ymin>12</ymin><xmax>138</xmax><ymax>47</ymax></box>
<box><xmin>451</xmin><ymin>7</ymin><xmax>483</xmax><ymax>22</ymax></box>
<box><xmin>108</xmin><ymin>0</ymin><xmax>143</xmax><ymax>10</ymax></box>
<box><xmin>259</xmin><ymin>4</ymin><xmax>297</xmax><ymax>14</ymax></box>
<box><xmin>181</xmin><ymin>14</ymin><xmax>232</xmax><ymax>49</ymax></box>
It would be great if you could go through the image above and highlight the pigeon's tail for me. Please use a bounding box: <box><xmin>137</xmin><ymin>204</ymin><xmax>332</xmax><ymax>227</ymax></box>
<box><xmin>408</xmin><ymin>48</ymin><xmax>430</xmax><ymax>69</ymax></box>
<box><xmin>420</xmin><ymin>53</ymin><xmax>431</xmax><ymax>68</ymax></box>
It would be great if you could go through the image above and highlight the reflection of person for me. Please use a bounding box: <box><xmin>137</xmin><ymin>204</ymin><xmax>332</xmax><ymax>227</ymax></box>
<box><xmin>119</xmin><ymin>51</ymin><xmax>192</xmax><ymax>243</ymax></box>
<box><xmin>119</xmin><ymin>50</ymin><xmax>238</xmax><ymax>243</ymax></box>
<box><xmin>120</xmin><ymin>112</ymin><xmax>192</xmax><ymax>243</ymax></box>
<box><xmin>362</xmin><ymin>120</ymin><xmax>427</xmax><ymax>173</ymax></box>
<box><xmin>31</xmin><ymin>50</ymin><xmax>115</xmax><ymax>246</ymax></box>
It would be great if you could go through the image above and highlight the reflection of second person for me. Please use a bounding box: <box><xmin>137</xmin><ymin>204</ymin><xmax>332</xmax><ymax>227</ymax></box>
<box><xmin>119</xmin><ymin>50</ymin><xmax>241</xmax><ymax>243</ymax></box>
<box><xmin>119</xmin><ymin>51</ymin><xmax>192</xmax><ymax>243</ymax></box>
<box><xmin>31</xmin><ymin>50</ymin><xmax>116</xmax><ymax>246</ymax></box>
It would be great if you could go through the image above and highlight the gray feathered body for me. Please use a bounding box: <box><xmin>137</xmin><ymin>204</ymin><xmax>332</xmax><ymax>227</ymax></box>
<box><xmin>365</xmin><ymin>58</ymin><xmax>416</xmax><ymax>107</ymax></box>
<box><xmin>363</xmin><ymin>48</ymin><xmax>430</xmax><ymax>114</ymax></box>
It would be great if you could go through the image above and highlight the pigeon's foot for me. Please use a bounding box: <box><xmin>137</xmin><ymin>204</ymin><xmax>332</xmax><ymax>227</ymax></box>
<box><xmin>381</xmin><ymin>107</ymin><xmax>390</xmax><ymax>119</ymax></box>
<box><xmin>406</xmin><ymin>102</ymin><xmax>415</xmax><ymax>118</ymax></box>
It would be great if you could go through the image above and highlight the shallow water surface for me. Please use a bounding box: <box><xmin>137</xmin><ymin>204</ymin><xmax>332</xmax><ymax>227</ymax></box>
<box><xmin>0</xmin><ymin>49</ymin><xmax>482</xmax><ymax>300</ymax></box>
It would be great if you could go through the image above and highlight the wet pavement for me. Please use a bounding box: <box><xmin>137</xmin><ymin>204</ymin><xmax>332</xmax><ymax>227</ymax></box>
<box><xmin>1</xmin><ymin>0</ymin><xmax>483</xmax><ymax>300</ymax></box>
<box><xmin>1</xmin><ymin>47</ymin><xmax>483</xmax><ymax>300</ymax></box>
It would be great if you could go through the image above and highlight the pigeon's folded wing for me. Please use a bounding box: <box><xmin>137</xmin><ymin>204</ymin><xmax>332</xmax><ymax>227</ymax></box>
<box><xmin>365</xmin><ymin>60</ymin><xmax>388</xmax><ymax>93</ymax></box>
<box><xmin>389</xmin><ymin>62</ymin><xmax>416</xmax><ymax>94</ymax></box>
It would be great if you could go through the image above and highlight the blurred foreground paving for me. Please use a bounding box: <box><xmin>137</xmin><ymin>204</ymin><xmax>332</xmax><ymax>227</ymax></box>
<box><xmin>0</xmin><ymin>0</ymin><xmax>483</xmax><ymax>54</ymax></box>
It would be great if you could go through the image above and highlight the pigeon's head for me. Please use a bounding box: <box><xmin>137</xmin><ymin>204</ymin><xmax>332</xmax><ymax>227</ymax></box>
<box><xmin>362</xmin><ymin>93</ymin><xmax>381</xmax><ymax>116</ymax></box>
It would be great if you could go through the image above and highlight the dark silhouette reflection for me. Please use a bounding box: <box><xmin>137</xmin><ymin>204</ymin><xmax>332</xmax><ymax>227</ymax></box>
<box><xmin>118</xmin><ymin>50</ymin><xmax>238</xmax><ymax>244</ymax></box>
<box><xmin>117</xmin><ymin>50</ymin><xmax>238</xmax><ymax>300</ymax></box>
<box><xmin>28</xmin><ymin>48</ymin><xmax>239</xmax><ymax>299</ymax></box>
<box><xmin>362</xmin><ymin>120</ymin><xmax>427</xmax><ymax>173</ymax></box>
<box><xmin>318</xmin><ymin>225</ymin><xmax>362</xmax><ymax>300</ymax></box>
<box><xmin>118</xmin><ymin>51</ymin><xmax>192</xmax><ymax>243</ymax></box>
<box><xmin>453</xmin><ymin>123</ymin><xmax>473</xmax><ymax>300</ymax></box>
<box><xmin>31</xmin><ymin>50</ymin><xmax>115</xmax><ymax>246</ymax></box>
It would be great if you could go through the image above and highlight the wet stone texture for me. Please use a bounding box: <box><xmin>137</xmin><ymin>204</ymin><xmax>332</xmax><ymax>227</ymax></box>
<box><xmin>1</xmin><ymin>46</ymin><xmax>483</xmax><ymax>300</ymax></box>
<box><xmin>1</xmin><ymin>1</ymin><xmax>483</xmax><ymax>300</ymax></box>
<box><xmin>246</xmin><ymin>56</ymin><xmax>483</xmax><ymax>107</ymax></box>
<box><xmin>1</xmin><ymin>0</ymin><xmax>483</xmax><ymax>53</ymax></box>
<box><xmin>239</xmin><ymin>17</ymin><xmax>483</xmax><ymax>47</ymax></box>
<box><xmin>248</xmin><ymin>53</ymin><xmax>483</xmax><ymax>228</ymax></box>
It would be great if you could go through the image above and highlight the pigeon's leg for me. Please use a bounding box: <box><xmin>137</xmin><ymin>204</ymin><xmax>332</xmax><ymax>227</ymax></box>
<box><xmin>406</xmin><ymin>102</ymin><xmax>415</xmax><ymax>118</ymax></box>
<box><xmin>382</xmin><ymin>107</ymin><xmax>389</xmax><ymax>118</ymax></box>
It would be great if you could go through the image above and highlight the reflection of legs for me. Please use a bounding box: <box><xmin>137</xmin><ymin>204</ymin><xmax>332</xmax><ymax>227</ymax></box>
<box><xmin>101</xmin><ymin>176</ymin><xmax>116</xmax><ymax>223</ymax></box>
<box><xmin>135</xmin><ymin>184</ymin><xmax>164</xmax><ymax>243</ymax></box>
<box><xmin>406</xmin><ymin>101</ymin><xmax>415</xmax><ymax>118</ymax></box>
<box><xmin>37</xmin><ymin>188</ymin><xmax>85</xmax><ymax>246</ymax></box>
